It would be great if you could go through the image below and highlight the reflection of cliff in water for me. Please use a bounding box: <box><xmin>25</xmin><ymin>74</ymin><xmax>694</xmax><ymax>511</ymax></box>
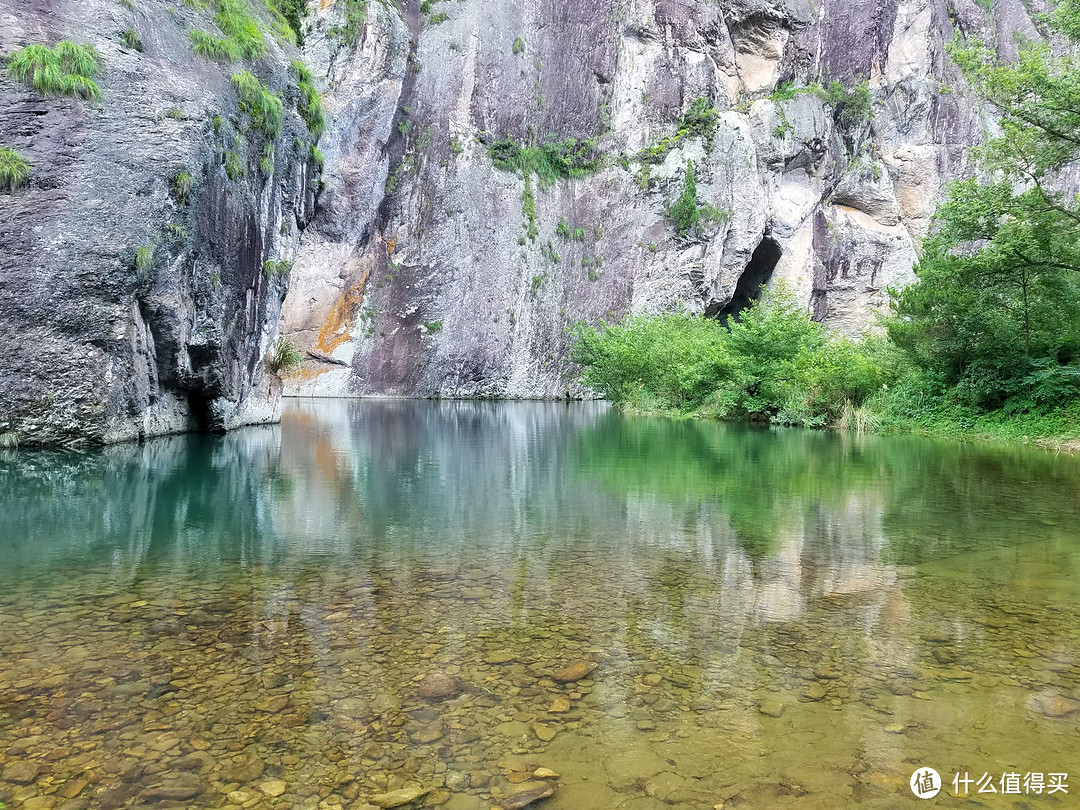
<box><xmin>3</xmin><ymin>400</ymin><xmax>1080</xmax><ymax>636</ymax></box>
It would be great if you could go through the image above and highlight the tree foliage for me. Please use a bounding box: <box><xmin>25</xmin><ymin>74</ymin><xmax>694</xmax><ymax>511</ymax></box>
<box><xmin>889</xmin><ymin>5</ymin><xmax>1080</xmax><ymax>410</ymax></box>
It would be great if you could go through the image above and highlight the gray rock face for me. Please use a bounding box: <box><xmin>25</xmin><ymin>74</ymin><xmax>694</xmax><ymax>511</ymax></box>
<box><xmin>279</xmin><ymin>0</ymin><xmax>1028</xmax><ymax>399</ymax></box>
<box><xmin>0</xmin><ymin>0</ymin><xmax>318</xmax><ymax>445</ymax></box>
<box><xmin>0</xmin><ymin>0</ymin><xmax>1053</xmax><ymax>440</ymax></box>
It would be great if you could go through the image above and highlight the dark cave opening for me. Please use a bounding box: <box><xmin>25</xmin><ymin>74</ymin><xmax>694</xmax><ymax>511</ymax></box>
<box><xmin>710</xmin><ymin>236</ymin><xmax>781</xmax><ymax>324</ymax></box>
<box><xmin>187</xmin><ymin>390</ymin><xmax>214</xmax><ymax>434</ymax></box>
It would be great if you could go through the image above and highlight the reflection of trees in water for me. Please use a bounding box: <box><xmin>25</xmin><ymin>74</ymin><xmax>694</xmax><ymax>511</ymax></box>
<box><xmin>573</xmin><ymin>410</ymin><xmax>1080</xmax><ymax>568</ymax></box>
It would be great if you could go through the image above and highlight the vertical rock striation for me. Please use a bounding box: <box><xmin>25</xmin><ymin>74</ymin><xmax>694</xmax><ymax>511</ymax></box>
<box><xmin>0</xmin><ymin>0</ymin><xmax>318</xmax><ymax>445</ymax></box>
<box><xmin>282</xmin><ymin>0</ymin><xmax>1038</xmax><ymax>399</ymax></box>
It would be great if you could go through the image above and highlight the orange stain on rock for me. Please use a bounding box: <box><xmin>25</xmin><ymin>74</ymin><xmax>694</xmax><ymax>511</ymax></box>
<box><xmin>316</xmin><ymin>268</ymin><xmax>370</xmax><ymax>354</ymax></box>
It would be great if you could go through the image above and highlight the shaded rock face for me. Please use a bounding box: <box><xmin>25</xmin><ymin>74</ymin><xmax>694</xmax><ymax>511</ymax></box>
<box><xmin>280</xmin><ymin>0</ymin><xmax>1034</xmax><ymax>399</ymax></box>
<box><xmin>0</xmin><ymin>0</ymin><xmax>317</xmax><ymax>445</ymax></box>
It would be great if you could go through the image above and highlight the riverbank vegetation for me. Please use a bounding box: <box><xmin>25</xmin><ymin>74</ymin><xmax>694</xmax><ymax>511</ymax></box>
<box><xmin>571</xmin><ymin>3</ymin><xmax>1080</xmax><ymax>449</ymax></box>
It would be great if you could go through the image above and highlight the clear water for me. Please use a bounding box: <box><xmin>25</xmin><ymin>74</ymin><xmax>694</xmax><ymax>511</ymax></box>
<box><xmin>2</xmin><ymin>399</ymin><xmax>1080</xmax><ymax>810</ymax></box>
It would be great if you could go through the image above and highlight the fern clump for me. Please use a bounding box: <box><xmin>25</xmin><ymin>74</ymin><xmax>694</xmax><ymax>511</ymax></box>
<box><xmin>6</xmin><ymin>41</ymin><xmax>101</xmax><ymax>100</ymax></box>
<box><xmin>0</xmin><ymin>147</ymin><xmax>31</xmax><ymax>192</ymax></box>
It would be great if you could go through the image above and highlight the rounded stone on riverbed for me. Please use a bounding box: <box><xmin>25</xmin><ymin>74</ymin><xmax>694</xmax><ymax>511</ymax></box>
<box><xmin>532</xmin><ymin>722</ymin><xmax>557</xmax><ymax>741</ymax></box>
<box><xmin>1036</xmin><ymin>696</ymin><xmax>1080</xmax><ymax>718</ymax></box>
<box><xmin>485</xmin><ymin>650</ymin><xmax>516</xmax><ymax>664</ymax></box>
<box><xmin>758</xmin><ymin>699</ymin><xmax>785</xmax><ymax>718</ymax></box>
<box><xmin>552</xmin><ymin>661</ymin><xmax>596</xmax><ymax>683</ymax></box>
<box><xmin>259</xmin><ymin>779</ymin><xmax>287</xmax><ymax>797</ymax></box>
<box><xmin>368</xmin><ymin>785</ymin><xmax>429</xmax><ymax>808</ymax></box>
<box><xmin>3</xmin><ymin>760</ymin><xmax>40</xmax><ymax>784</ymax></box>
<box><xmin>548</xmin><ymin>697</ymin><xmax>571</xmax><ymax>713</ymax></box>
<box><xmin>418</xmin><ymin>672</ymin><xmax>459</xmax><ymax>701</ymax></box>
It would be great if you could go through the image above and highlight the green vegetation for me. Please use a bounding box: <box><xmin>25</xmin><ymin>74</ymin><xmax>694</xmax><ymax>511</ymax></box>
<box><xmin>6</xmin><ymin>41</ymin><xmax>101</xmax><ymax>100</ymax></box>
<box><xmin>263</xmin><ymin>0</ymin><xmax>305</xmax><ymax>45</ymax></box>
<box><xmin>571</xmin><ymin>285</ymin><xmax>892</xmax><ymax>429</ymax></box>
<box><xmin>172</xmin><ymin>170</ymin><xmax>193</xmax><ymax>201</ymax></box>
<box><xmin>666</xmin><ymin>161</ymin><xmax>729</xmax><ymax>238</ymax></box>
<box><xmin>424</xmin><ymin>320</ymin><xmax>443</xmax><ymax>332</ymax></box>
<box><xmin>291</xmin><ymin>60</ymin><xmax>326</xmax><ymax>136</ymax></box>
<box><xmin>882</xmin><ymin>3</ymin><xmax>1080</xmax><ymax>435</ymax></box>
<box><xmin>0</xmin><ymin>147</ymin><xmax>31</xmax><ymax>193</ymax></box>
<box><xmin>330</xmin><ymin>0</ymin><xmax>367</xmax><ymax>43</ymax></box>
<box><xmin>572</xmin><ymin>9</ymin><xmax>1080</xmax><ymax>448</ymax></box>
<box><xmin>224</xmin><ymin>149</ymin><xmax>245</xmax><ymax>180</ymax></box>
<box><xmin>268</xmin><ymin>337</ymin><xmax>303</xmax><ymax>373</ymax></box>
<box><xmin>259</xmin><ymin>142</ymin><xmax>274</xmax><ymax>175</ymax></box>
<box><xmin>263</xmin><ymin>258</ymin><xmax>292</xmax><ymax>278</ymax></box>
<box><xmin>189</xmin><ymin>0</ymin><xmax>267</xmax><ymax>61</ymax></box>
<box><xmin>121</xmin><ymin>29</ymin><xmax>144</xmax><ymax>51</ymax></box>
<box><xmin>135</xmin><ymin>244</ymin><xmax>155</xmax><ymax>277</ymax></box>
<box><xmin>309</xmin><ymin>144</ymin><xmax>325</xmax><ymax>171</ymax></box>
<box><xmin>556</xmin><ymin>219</ymin><xmax>586</xmax><ymax>241</ymax></box>
<box><xmin>489</xmin><ymin>135</ymin><xmax>602</xmax><ymax>186</ymax></box>
<box><xmin>521</xmin><ymin>175</ymin><xmax>539</xmax><ymax>241</ymax></box>
<box><xmin>769</xmin><ymin>79</ymin><xmax>872</xmax><ymax>131</ymax></box>
<box><xmin>231</xmin><ymin>70</ymin><xmax>282</xmax><ymax>137</ymax></box>
<box><xmin>635</xmin><ymin>96</ymin><xmax>719</xmax><ymax>165</ymax></box>
<box><xmin>668</xmin><ymin>162</ymin><xmax>700</xmax><ymax>236</ymax></box>
<box><xmin>512</xmin><ymin>36</ymin><xmax>525</xmax><ymax>55</ymax></box>
<box><xmin>429</xmin><ymin>11</ymin><xmax>448</xmax><ymax>24</ymax></box>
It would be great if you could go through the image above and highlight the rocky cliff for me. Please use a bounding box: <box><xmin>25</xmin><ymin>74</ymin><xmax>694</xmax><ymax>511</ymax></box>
<box><xmin>0</xmin><ymin>0</ymin><xmax>1049</xmax><ymax>443</ymax></box>
<box><xmin>280</xmin><ymin>0</ymin><xmax>1037</xmax><ymax>399</ymax></box>
<box><xmin>0</xmin><ymin>0</ymin><xmax>318</xmax><ymax>445</ymax></box>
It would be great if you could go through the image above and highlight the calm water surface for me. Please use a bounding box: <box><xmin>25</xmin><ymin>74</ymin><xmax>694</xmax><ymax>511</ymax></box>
<box><xmin>2</xmin><ymin>399</ymin><xmax>1080</xmax><ymax>809</ymax></box>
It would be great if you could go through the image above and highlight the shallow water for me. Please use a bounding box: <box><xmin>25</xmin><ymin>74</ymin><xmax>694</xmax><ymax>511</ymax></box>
<box><xmin>2</xmin><ymin>399</ymin><xmax>1080</xmax><ymax>810</ymax></box>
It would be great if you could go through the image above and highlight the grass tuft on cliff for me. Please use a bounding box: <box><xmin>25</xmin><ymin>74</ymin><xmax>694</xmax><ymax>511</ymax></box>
<box><xmin>0</xmin><ymin>147</ymin><xmax>31</xmax><ymax>192</ymax></box>
<box><xmin>268</xmin><ymin>337</ymin><xmax>303</xmax><ymax>373</ymax></box>
<box><xmin>291</xmin><ymin>60</ymin><xmax>326</xmax><ymax>136</ymax></box>
<box><xmin>6</xmin><ymin>42</ymin><xmax>102</xmax><ymax>100</ymax></box>
<box><xmin>190</xmin><ymin>0</ymin><xmax>267</xmax><ymax>61</ymax></box>
<box><xmin>231</xmin><ymin>70</ymin><xmax>282</xmax><ymax>137</ymax></box>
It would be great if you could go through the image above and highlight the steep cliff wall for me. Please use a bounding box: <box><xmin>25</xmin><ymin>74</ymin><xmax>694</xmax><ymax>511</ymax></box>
<box><xmin>0</xmin><ymin>0</ymin><xmax>1051</xmax><ymax>444</ymax></box>
<box><xmin>281</xmin><ymin>0</ymin><xmax>1039</xmax><ymax>398</ymax></box>
<box><xmin>0</xmin><ymin>0</ymin><xmax>318</xmax><ymax>445</ymax></box>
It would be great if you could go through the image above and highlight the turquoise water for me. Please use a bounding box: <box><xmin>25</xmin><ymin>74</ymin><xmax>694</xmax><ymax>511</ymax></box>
<box><xmin>1</xmin><ymin>399</ymin><xmax>1079</xmax><ymax>809</ymax></box>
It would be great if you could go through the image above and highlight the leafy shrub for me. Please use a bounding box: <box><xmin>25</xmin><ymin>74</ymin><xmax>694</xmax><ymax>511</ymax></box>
<box><xmin>329</xmin><ymin>0</ymin><xmax>367</xmax><ymax>43</ymax></box>
<box><xmin>571</xmin><ymin>285</ymin><xmax>893</xmax><ymax>427</ymax></box>
<box><xmin>262</xmin><ymin>258</ymin><xmax>292</xmax><ymax>278</ymax></box>
<box><xmin>231</xmin><ymin>70</ymin><xmax>282</xmax><ymax>137</ymax></box>
<box><xmin>512</xmin><ymin>36</ymin><xmax>525</xmax><ymax>55</ymax></box>
<box><xmin>635</xmin><ymin>96</ymin><xmax>719</xmax><ymax>164</ymax></box>
<box><xmin>429</xmin><ymin>11</ymin><xmax>448</xmax><ymax>24</ymax></box>
<box><xmin>135</xmin><ymin>244</ymin><xmax>155</xmax><ymax>277</ymax></box>
<box><xmin>190</xmin><ymin>29</ymin><xmax>241</xmax><ymax>60</ymax></box>
<box><xmin>489</xmin><ymin>135</ymin><xmax>601</xmax><ymax>186</ymax></box>
<box><xmin>6</xmin><ymin>41</ymin><xmax>101</xmax><ymax>100</ymax></box>
<box><xmin>0</xmin><ymin>147</ymin><xmax>31</xmax><ymax>192</ymax></box>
